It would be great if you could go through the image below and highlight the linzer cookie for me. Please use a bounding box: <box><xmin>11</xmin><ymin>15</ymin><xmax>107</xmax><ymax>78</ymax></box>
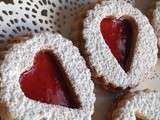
<box><xmin>70</xmin><ymin>0</ymin><xmax>135</xmax><ymax>47</ymax></box>
<box><xmin>110</xmin><ymin>90</ymin><xmax>160</xmax><ymax>120</ymax></box>
<box><xmin>153</xmin><ymin>1</ymin><xmax>160</xmax><ymax>47</ymax></box>
<box><xmin>0</xmin><ymin>32</ymin><xmax>95</xmax><ymax>120</ymax></box>
<box><xmin>83</xmin><ymin>0</ymin><xmax>157</xmax><ymax>90</ymax></box>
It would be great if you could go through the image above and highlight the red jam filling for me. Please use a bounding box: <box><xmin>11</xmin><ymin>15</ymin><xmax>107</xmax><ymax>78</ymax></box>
<box><xmin>100</xmin><ymin>17</ymin><xmax>135</xmax><ymax>72</ymax></box>
<box><xmin>20</xmin><ymin>50</ymin><xmax>80</xmax><ymax>108</ymax></box>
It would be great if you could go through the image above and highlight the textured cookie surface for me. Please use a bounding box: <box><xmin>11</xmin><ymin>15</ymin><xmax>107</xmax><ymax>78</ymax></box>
<box><xmin>111</xmin><ymin>90</ymin><xmax>160</xmax><ymax>120</ymax></box>
<box><xmin>83</xmin><ymin>0</ymin><xmax>157</xmax><ymax>89</ymax></box>
<box><xmin>0</xmin><ymin>32</ymin><xmax>95</xmax><ymax>120</ymax></box>
<box><xmin>70</xmin><ymin>0</ymin><xmax>135</xmax><ymax>46</ymax></box>
<box><xmin>153</xmin><ymin>1</ymin><xmax>160</xmax><ymax>47</ymax></box>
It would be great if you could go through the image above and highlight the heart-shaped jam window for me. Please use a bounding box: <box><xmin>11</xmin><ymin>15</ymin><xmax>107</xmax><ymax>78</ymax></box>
<box><xmin>100</xmin><ymin>16</ymin><xmax>137</xmax><ymax>72</ymax></box>
<box><xmin>20</xmin><ymin>50</ymin><xmax>80</xmax><ymax>108</ymax></box>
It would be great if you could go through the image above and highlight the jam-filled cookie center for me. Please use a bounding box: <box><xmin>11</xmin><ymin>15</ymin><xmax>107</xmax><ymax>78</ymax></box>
<box><xmin>100</xmin><ymin>16</ymin><xmax>137</xmax><ymax>72</ymax></box>
<box><xmin>19</xmin><ymin>50</ymin><xmax>80</xmax><ymax>108</ymax></box>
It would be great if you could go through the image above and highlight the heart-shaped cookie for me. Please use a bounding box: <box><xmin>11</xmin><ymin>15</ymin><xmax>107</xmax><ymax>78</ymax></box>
<box><xmin>20</xmin><ymin>50</ymin><xmax>79</xmax><ymax>108</ymax></box>
<box><xmin>69</xmin><ymin>0</ymin><xmax>135</xmax><ymax>47</ymax></box>
<box><xmin>83</xmin><ymin>0</ymin><xmax>157</xmax><ymax>90</ymax></box>
<box><xmin>100</xmin><ymin>16</ymin><xmax>136</xmax><ymax>72</ymax></box>
<box><xmin>110</xmin><ymin>90</ymin><xmax>160</xmax><ymax>120</ymax></box>
<box><xmin>0</xmin><ymin>32</ymin><xmax>95</xmax><ymax>120</ymax></box>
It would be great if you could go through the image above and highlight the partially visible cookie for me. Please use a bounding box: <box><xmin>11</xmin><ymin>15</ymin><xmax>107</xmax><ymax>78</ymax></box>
<box><xmin>0</xmin><ymin>32</ymin><xmax>95</xmax><ymax>120</ymax></box>
<box><xmin>82</xmin><ymin>0</ymin><xmax>157</xmax><ymax>90</ymax></box>
<box><xmin>153</xmin><ymin>1</ymin><xmax>160</xmax><ymax>47</ymax></box>
<box><xmin>70</xmin><ymin>0</ymin><xmax>135</xmax><ymax>47</ymax></box>
<box><xmin>111</xmin><ymin>90</ymin><xmax>160</xmax><ymax>120</ymax></box>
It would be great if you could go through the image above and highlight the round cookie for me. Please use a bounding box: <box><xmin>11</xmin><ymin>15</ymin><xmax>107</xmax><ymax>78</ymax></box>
<box><xmin>83</xmin><ymin>0</ymin><xmax>157</xmax><ymax>90</ymax></box>
<box><xmin>0</xmin><ymin>32</ymin><xmax>95</xmax><ymax>120</ymax></box>
<box><xmin>111</xmin><ymin>90</ymin><xmax>160</xmax><ymax>120</ymax></box>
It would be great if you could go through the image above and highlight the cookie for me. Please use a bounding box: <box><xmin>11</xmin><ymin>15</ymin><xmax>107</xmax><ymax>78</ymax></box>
<box><xmin>70</xmin><ymin>0</ymin><xmax>135</xmax><ymax>47</ymax></box>
<box><xmin>111</xmin><ymin>90</ymin><xmax>160</xmax><ymax>120</ymax></box>
<box><xmin>0</xmin><ymin>32</ymin><xmax>95</xmax><ymax>120</ymax></box>
<box><xmin>82</xmin><ymin>0</ymin><xmax>157</xmax><ymax>90</ymax></box>
<box><xmin>153</xmin><ymin>1</ymin><xmax>160</xmax><ymax>47</ymax></box>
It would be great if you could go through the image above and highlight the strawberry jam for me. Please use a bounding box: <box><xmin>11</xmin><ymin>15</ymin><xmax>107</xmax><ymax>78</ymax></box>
<box><xmin>100</xmin><ymin>17</ymin><xmax>136</xmax><ymax>72</ymax></box>
<box><xmin>20</xmin><ymin>50</ymin><xmax>80</xmax><ymax>108</ymax></box>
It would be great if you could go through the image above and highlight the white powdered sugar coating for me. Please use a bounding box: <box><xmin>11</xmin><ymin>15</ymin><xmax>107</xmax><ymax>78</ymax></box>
<box><xmin>153</xmin><ymin>1</ymin><xmax>160</xmax><ymax>47</ymax></box>
<box><xmin>69</xmin><ymin>0</ymin><xmax>135</xmax><ymax>46</ymax></box>
<box><xmin>0</xmin><ymin>32</ymin><xmax>95</xmax><ymax>120</ymax></box>
<box><xmin>112</xmin><ymin>90</ymin><xmax>160</xmax><ymax>120</ymax></box>
<box><xmin>83</xmin><ymin>0</ymin><xmax>158</xmax><ymax>89</ymax></box>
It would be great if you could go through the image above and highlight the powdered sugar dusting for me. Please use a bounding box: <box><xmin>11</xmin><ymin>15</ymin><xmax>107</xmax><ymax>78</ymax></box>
<box><xmin>0</xmin><ymin>32</ymin><xmax>95</xmax><ymax>120</ymax></box>
<box><xmin>112</xmin><ymin>90</ymin><xmax>160</xmax><ymax>120</ymax></box>
<box><xmin>69</xmin><ymin>0</ymin><xmax>135</xmax><ymax>46</ymax></box>
<box><xmin>153</xmin><ymin>1</ymin><xmax>160</xmax><ymax>47</ymax></box>
<box><xmin>83</xmin><ymin>0</ymin><xmax>157</xmax><ymax>89</ymax></box>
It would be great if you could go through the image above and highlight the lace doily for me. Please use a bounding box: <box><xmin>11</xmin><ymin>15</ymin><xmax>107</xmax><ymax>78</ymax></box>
<box><xmin>0</xmin><ymin>0</ymin><xmax>99</xmax><ymax>41</ymax></box>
